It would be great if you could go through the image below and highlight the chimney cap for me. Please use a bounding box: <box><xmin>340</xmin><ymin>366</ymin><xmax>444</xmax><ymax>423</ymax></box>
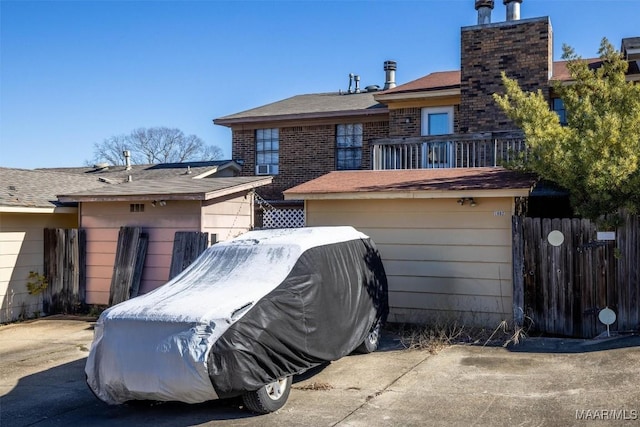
<box><xmin>475</xmin><ymin>0</ymin><xmax>494</xmax><ymax>10</ymax></box>
<box><xmin>384</xmin><ymin>60</ymin><xmax>397</xmax><ymax>71</ymax></box>
<box><xmin>503</xmin><ymin>0</ymin><xmax>522</xmax><ymax>4</ymax></box>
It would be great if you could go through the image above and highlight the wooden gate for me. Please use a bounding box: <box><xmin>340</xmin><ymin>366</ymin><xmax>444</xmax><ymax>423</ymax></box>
<box><xmin>512</xmin><ymin>213</ymin><xmax>639</xmax><ymax>338</ymax></box>
<box><xmin>43</xmin><ymin>228</ymin><xmax>86</xmax><ymax>314</ymax></box>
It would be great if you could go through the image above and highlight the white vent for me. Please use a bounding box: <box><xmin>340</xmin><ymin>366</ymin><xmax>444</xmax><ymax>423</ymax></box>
<box><xmin>256</xmin><ymin>164</ymin><xmax>271</xmax><ymax>175</ymax></box>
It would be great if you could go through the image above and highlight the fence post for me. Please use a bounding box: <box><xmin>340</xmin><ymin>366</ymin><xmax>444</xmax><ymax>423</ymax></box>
<box><xmin>512</xmin><ymin>216</ymin><xmax>525</xmax><ymax>327</ymax></box>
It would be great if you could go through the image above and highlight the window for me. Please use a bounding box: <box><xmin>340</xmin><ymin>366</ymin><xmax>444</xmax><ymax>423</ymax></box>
<box><xmin>336</xmin><ymin>124</ymin><xmax>363</xmax><ymax>170</ymax></box>
<box><xmin>256</xmin><ymin>128</ymin><xmax>279</xmax><ymax>174</ymax></box>
<box><xmin>130</xmin><ymin>203</ymin><xmax>144</xmax><ymax>213</ymax></box>
<box><xmin>552</xmin><ymin>98</ymin><xmax>567</xmax><ymax>125</ymax></box>
<box><xmin>421</xmin><ymin>107</ymin><xmax>454</xmax><ymax>168</ymax></box>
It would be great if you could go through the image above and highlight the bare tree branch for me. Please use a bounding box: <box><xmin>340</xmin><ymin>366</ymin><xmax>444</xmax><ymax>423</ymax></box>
<box><xmin>92</xmin><ymin>127</ymin><xmax>224</xmax><ymax>165</ymax></box>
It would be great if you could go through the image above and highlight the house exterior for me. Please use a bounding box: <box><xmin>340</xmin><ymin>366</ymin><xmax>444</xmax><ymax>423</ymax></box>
<box><xmin>284</xmin><ymin>168</ymin><xmax>535</xmax><ymax>325</ymax></box>
<box><xmin>0</xmin><ymin>168</ymin><xmax>108</xmax><ymax>322</ymax></box>
<box><xmin>214</xmin><ymin>2</ymin><xmax>639</xmax><ymax>204</ymax></box>
<box><xmin>0</xmin><ymin>161</ymin><xmax>269</xmax><ymax>322</ymax></box>
<box><xmin>211</xmin><ymin>1</ymin><xmax>639</xmax><ymax>326</ymax></box>
<box><xmin>58</xmin><ymin>175</ymin><xmax>272</xmax><ymax>306</ymax></box>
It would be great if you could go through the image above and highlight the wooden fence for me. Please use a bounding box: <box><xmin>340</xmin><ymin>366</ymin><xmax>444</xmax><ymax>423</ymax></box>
<box><xmin>512</xmin><ymin>213</ymin><xmax>639</xmax><ymax>338</ymax></box>
<box><xmin>168</xmin><ymin>231</ymin><xmax>211</xmax><ymax>280</ymax></box>
<box><xmin>109</xmin><ymin>227</ymin><xmax>148</xmax><ymax>306</ymax></box>
<box><xmin>43</xmin><ymin>228</ymin><xmax>86</xmax><ymax>314</ymax></box>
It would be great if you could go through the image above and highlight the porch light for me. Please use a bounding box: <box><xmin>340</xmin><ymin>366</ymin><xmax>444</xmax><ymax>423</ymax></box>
<box><xmin>457</xmin><ymin>197</ymin><xmax>477</xmax><ymax>207</ymax></box>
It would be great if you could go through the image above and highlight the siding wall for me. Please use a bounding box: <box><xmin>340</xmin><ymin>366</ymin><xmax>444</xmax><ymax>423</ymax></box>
<box><xmin>201</xmin><ymin>194</ymin><xmax>254</xmax><ymax>242</ymax></box>
<box><xmin>81</xmin><ymin>201</ymin><xmax>201</xmax><ymax>305</ymax></box>
<box><xmin>305</xmin><ymin>198</ymin><xmax>516</xmax><ymax>327</ymax></box>
<box><xmin>81</xmin><ymin>196</ymin><xmax>255</xmax><ymax>306</ymax></box>
<box><xmin>0</xmin><ymin>212</ymin><xmax>77</xmax><ymax>322</ymax></box>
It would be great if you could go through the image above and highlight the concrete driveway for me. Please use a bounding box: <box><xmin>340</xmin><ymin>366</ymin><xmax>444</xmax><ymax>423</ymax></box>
<box><xmin>1</xmin><ymin>316</ymin><xmax>639</xmax><ymax>426</ymax></box>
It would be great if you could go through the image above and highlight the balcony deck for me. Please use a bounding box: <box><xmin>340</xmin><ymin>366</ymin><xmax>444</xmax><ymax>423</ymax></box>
<box><xmin>371</xmin><ymin>131</ymin><xmax>526</xmax><ymax>170</ymax></box>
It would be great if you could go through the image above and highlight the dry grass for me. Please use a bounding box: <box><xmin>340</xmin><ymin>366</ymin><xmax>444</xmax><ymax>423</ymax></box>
<box><xmin>294</xmin><ymin>382</ymin><xmax>334</xmax><ymax>391</ymax></box>
<box><xmin>388</xmin><ymin>317</ymin><xmax>533</xmax><ymax>354</ymax></box>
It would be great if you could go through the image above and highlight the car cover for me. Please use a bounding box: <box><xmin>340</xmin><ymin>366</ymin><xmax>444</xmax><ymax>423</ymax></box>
<box><xmin>85</xmin><ymin>226</ymin><xmax>388</xmax><ymax>405</ymax></box>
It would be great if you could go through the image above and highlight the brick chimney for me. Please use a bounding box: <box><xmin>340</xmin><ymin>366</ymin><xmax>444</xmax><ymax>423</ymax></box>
<box><xmin>475</xmin><ymin>0</ymin><xmax>495</xmax><ymax>25</ymax></box>
<box><xmin>459</xmin><ymin>12</ymin><xmax>553</xmax><ymax>133</ymax></box>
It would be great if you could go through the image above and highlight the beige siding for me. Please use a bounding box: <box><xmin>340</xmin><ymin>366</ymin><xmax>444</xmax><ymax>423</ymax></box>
<box><xmin>201</xmin><ymin>194</ymin><xmax>254</xmax><ymax>242</ymax></box>
<box><xmin>81</xmin><ymin>201</ymin><xmax>201</xmax><ymax>305</ymax></box>
<box><xmin>305</xmin><ymin>198</ymin><xmax>515</xmax><ymax>327</ymax></box>
<box><xmin>0</xmin><ymin>212</ymin><xmax>77</xmax><ymax>322</ymax></box>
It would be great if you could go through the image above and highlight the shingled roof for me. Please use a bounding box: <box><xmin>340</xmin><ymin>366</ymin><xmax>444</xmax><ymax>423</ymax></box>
<box><xmin>58</xmin><ymin>176</ymin><xmax>273</xmax><ymax>202</ymax></box>
<box><xmin>1</xmin><ymin>161</ymin><xmax>257</xmax><ymax>210</ymax></box>
<box><xmin>0</xmin><ymin>168</ymin><xmax>108</xmax><ymax>210</ymax></box>
<box><xmin>215</xmin><ymin>57</ymin><xmax>634</xmax><ymax>122</ymax></box>
<box><xmin>40</xmin><ymin>160</ymin><xmax>241</xmax><ymax>183</ymax></box>
<box><xmin>377</xmin><ymin>59</ymin><xmax>612</xmax><ymax>96</ymax></box>
<box><xmin>284</xmin><ymin>168</ymin><xmax>537</xmax><ymax>199</ymax></box>
<box><xmin>214</xmin><ymin>92</ymin><xmax>387</xmax><ymax>125</ymax></box>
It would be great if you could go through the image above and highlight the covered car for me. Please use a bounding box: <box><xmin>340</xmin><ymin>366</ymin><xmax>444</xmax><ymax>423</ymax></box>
<box><xmin>85</xmin><ymin>226</ymin><xmax>388</xmax><ymax>413</ymax></box>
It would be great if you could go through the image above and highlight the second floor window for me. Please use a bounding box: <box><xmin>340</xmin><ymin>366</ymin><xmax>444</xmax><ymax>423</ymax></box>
<box><xmin>336</xmin><ymin>124</ymin><xmax>363</xmax><ymax>170</ymax></box>
<box><xmin>256</xmin><ymin>128</ymin><xmax>279</xmax><ymax>175</ymax></box>
<box><xmin>552</xmin><ymin>98</ymin><xmax>567</xmax><ymax>125</ymax></box>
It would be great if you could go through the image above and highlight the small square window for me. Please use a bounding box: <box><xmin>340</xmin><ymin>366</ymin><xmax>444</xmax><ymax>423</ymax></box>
<box><xmin>130</xmin><ymin>203</ymin><xmax>145</xmax><ymax>213</ymax></box>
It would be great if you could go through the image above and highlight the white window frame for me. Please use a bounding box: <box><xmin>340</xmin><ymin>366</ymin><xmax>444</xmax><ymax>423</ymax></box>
<box><xmin>421</xmin><ymin>107</ymin><xmax>454</xmax><ymax>168</ymax></box>
<box><xmin>256</xmin><ymin>128</ymin><xmax>279</xmax><ymax>175</ymax></box>
<box><xmin>421</xmin><ymin>106</ymin><xmax>454</xmax><ymax>136</ymax></box>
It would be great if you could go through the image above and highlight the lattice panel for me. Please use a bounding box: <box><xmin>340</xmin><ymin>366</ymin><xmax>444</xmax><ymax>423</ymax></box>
<box><xmin>262</xmin><ymin>209</ymin><xmax>305</xmax><ymax>229</ymax></box>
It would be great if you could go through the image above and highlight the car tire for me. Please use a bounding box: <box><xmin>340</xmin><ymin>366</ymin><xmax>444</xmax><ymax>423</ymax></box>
<box><xmin>355</xmin><ymin>319</ymin><xmax>381</xmax><ymax>354</ymax></box>
<box><xmin>242</xmin><ymin>376</ymin><xmax>292</xmax><ymax>414</ymax></box>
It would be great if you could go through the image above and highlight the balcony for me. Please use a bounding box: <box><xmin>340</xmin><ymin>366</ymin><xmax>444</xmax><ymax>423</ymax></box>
<box><xmin>371</xmin><ymin>131</ymin><xmax>526</xmax><ymax>170</ymax></box>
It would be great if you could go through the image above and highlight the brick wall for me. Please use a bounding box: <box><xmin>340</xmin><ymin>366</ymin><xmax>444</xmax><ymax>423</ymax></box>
<box><xmin>231</xmin><ymin>119</ymin><xmax>389</xmax><ymax>200</ymax></box>
<box><xmin>460</xmin><ymin>17</ymin><xmax>552</xmax><ymax>132</ymax></box>
<box><xmin>389</xmin><ymin>108</ymin><xmax>421</xmax><ymax>137</ymax></box>
<box><xmin>389</xmin><ymin>106</ymin><xmax>461</xmax><ymax>137</ymax></box>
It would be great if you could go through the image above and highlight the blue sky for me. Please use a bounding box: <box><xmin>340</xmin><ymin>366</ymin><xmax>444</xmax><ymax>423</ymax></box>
<box><xmin>1</xmin><ymin>0</ymin><xmax>638</xmax><ymax>169</ymax></box>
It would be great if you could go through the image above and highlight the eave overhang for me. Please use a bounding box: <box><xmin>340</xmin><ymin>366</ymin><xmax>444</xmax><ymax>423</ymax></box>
<box><xmin>213</xmin><ymin>108</ymin><xmax>388</xmax><ymax>127</ymax></box>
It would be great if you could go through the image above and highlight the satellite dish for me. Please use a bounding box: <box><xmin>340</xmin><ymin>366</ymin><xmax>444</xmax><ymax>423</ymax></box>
<box><xmin>598</xmin><ymin>307</ymin><xmax>616</xmax><ymax>337</ymax></box>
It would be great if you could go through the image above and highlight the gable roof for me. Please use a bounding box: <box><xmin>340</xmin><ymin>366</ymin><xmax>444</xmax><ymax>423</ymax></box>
<box><xmin>214</xmin><ymin>92</ymin><xmax>387</xmax><ymax>126</ymax></box>
<box><xmin>0</xmin><ymin>168</ymin><xmax>108</xmax><ymax>211</ymax></box>
<box><xmin>380</xmin><ymin>71</ymin><xmax>462</xmax><ymax>95</ymax></box>
<box><xmin>377</xmin><ymin>59</ymin><xmax>611</xmax><ymax>98</ymax></box>
<box><xmin>284</xmin><ymin>168</ymin><xmax>537</xmax><ymax>200</ymax></box>
<box><xmin>39</xmin><ymin>160</ymin><xmax>242</xmax><ymax>184</ymax></box>
<box><xmin>58</xmin><ymin>176</ymin><xmax>273</xmax><ymax>202</ymax></box>
<box><xmin>215</xmin><ymin>58</ymin><xmax>630</xmax><ymax>121</ymax></box>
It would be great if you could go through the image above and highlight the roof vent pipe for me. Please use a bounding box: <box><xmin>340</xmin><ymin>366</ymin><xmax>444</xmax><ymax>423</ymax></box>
<box><xmin>504</xmin><ymin>0</ymin><xmax>522</xmax><ymax>21</ymax></box>
<box><xmin>475</xmin><ymin>0</ymin><xmax>494</xmax><ymax>25</ymax></box>
<box><xmin>348</xmin><ymin>73</ymin><xmax>354</xmax><ymax>94</ymax></box>
<box><xmin>383</xmin><ymin>60</ymin><xmax>397</xmax><ymax>90</ymax></box>
<box><xmin>123</xmin><ymin>150</ymin><xmax>132</xmax><ymax>171</ymax></box>
<box><xmin>354</xmin><ymin>75</ymin><xmax>361</xmax><ymax>93</ymax></box>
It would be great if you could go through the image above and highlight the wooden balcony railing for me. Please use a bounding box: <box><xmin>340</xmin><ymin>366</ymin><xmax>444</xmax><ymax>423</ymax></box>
<box><xmin>371</xmin><ymin>131</ymin><xmax>526</xmax><ymax>170</ymax></box>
